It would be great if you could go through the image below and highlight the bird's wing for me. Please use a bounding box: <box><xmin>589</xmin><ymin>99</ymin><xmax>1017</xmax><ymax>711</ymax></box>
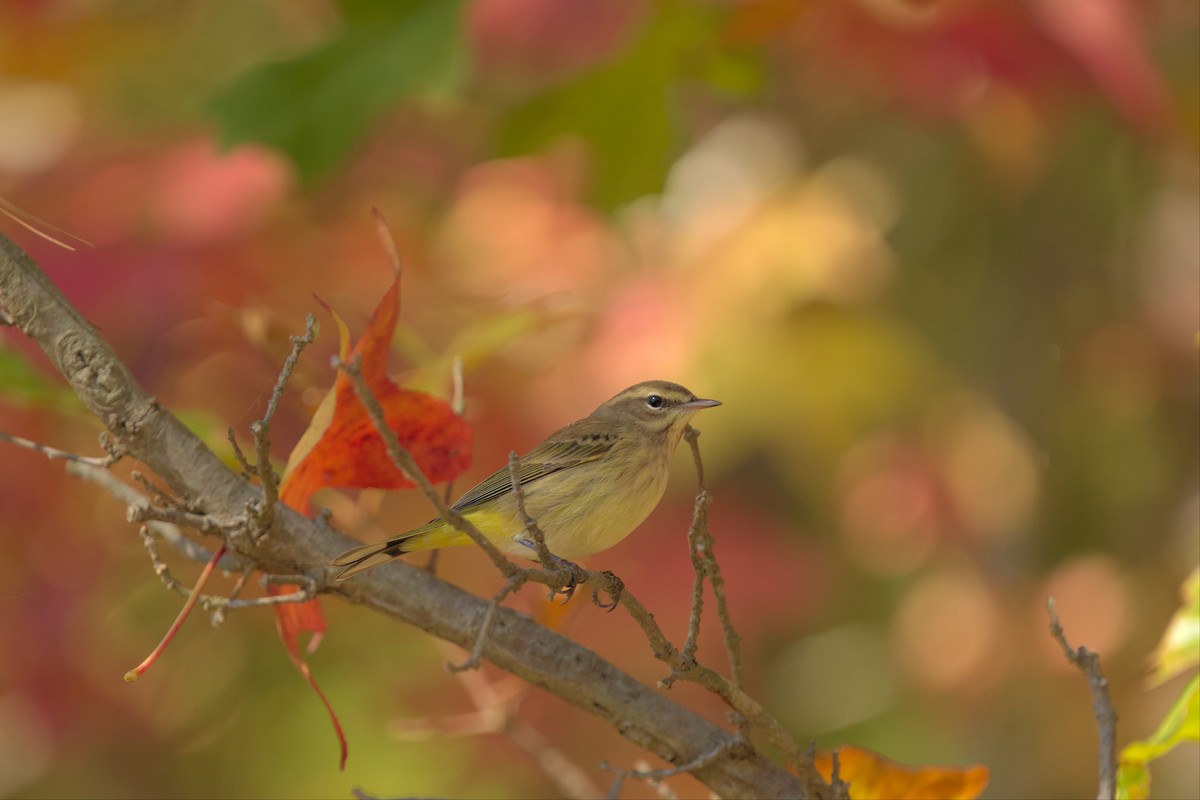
<box><xmin>451</xmin><ymin>421</ymin><xmax>621</xmax><ymax>514</ymax></box>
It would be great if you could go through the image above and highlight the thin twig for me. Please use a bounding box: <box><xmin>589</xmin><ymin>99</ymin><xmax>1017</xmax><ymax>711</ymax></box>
<box><xmin>602</xmin><ymin>737</ymin><xmax>752</xmax><ymax>800</ymax></box>
<box><xmin>211</xmin><ymin>571</ymin><xmax>254</xmax><ymax>626</ymax></box>
<box><xmin>506</xmin><ymin>450</ymin><xmax>584</xmax><ymax>602</ymax></box>
<box><xmin>130</xmin><ymin>470</ymin><xmax>184</xmax><ymax>508</ymax></box>
<box><xmin>227</xmin><ymin>427</ymin><xmax>257</xmax><ymax>477</ymax></box>
<box><xmin>1047</xmin><ymin>596</ymin><xmax>1118</xmax><ymax>800</ymax></box>
<box><xmin>507</xmin><ymin>718</ymin><xmax>606</xmax><ymax>800</ymax></box>
<box><xmin>447</xmin><ymin>577</ymin><xmax>525</xmax><ymax>673</ymax></box>
<box><xmin>67</xmin><ymin>462</ymin><xmax>245</xmax><ymax>568</ymax></box>
<box><xmin>250</xmin><ymin>313</ymin><xmax>318</xmax><ymax>528</ymax></box>
<box><xmin>126</xmin><ymin>500</ymin><xmax>241</xmax><ymax>535</ymax></box>
<box><xmin>506</xmin><ymin>450</ymin><xmax>552</xmax><ymax>564</ymax></box>
<box><xmin>0</xmin><ymin>430</ymin><xmax>120</xmax><ymax>467</ymax></box>
<box><xmin>136</xmin><ymin>524</ymin><xmax>316</xmax><ymax>615</ymax></box>
<box><xmin>683</xmin><ymin>426</ymin><xmax>744</xmax><ymax>689</ymax></box>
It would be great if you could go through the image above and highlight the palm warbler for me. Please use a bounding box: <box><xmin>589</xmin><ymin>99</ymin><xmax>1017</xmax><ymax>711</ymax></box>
<box><xmin>331</xmin><ymin>380</ymin><xmax>720</xmax><ymax>580</ymax></box>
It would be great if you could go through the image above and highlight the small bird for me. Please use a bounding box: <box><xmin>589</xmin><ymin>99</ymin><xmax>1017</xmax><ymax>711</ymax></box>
<box><xmin>331</xmin><ymin>380</ymin><xmax>720</xmax><ymax>581</ymax></box>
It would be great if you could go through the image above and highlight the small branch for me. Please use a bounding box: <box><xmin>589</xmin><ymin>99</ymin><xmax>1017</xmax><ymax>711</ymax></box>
<box><xmin>67</xmin><ymin>462</ymin><xmax>245</xmax><ymax>569</ymax></box>
<box><xmin>249</xmin><ymin>313</ymin><xmax>318</xmax><ymax>528</ymax></box>
<box><xmin>447</xmin><ymin>577</ymin><xmax>525</xmax><ymax>674</ymax></box>
<box><xmin>227</xmin><ymin>427</ymin><xmax>257</xmax><ymax>477</ymax></box>
<box><xmin>126</xmin><ymin>500</ymin><xmax>242</xmax><ymax>536</ymax></box>
<box><xmin>506</xmin><ymin>450</ymin><xmax>553</xmax><ymax>565</ymax></box>
<box><xmin>683</xmin><ymin>426</ymin><xmax>743</xmax><ymax>689</ymax></box>
<box><xmin>508</xmin><ymin>718</ymin><xmax>606</xmax><ymax>800</ymax></box>
<box><xmin>506</xmin><ymin>450</ymin><xmax>589</xmax><ymax>603</ymax></box>
<box><xmin>1047</xmin><ymin>596</ymin><xmax>1118</xmax><ymax>800</ymax></box>
<box><xmin>0</xmin><ymin>430</ymin><xmax>120</xmax><ymax>467</ymax></box>
<box><xmin>130</xmin><ymin>469</ymin><xmax>185</xmax><ymax>509</ymax></box>
<box><xmin>136</xmin><ymin>526</ymin><xmax>316</xmax><ymax>617</ymax></box>
<box><xmin>602</xmin><ymin>737</ymin><xmax>752</xmax><ymax>800</ymax></box>
<box><xmin>402</xmin><ymin>641</ymin><xmax>603</xmax><ymax>800</ymax></box>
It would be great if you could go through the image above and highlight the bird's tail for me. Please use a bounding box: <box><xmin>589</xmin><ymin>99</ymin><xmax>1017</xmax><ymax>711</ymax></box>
<box><xmin>331</xmin><ymin>519</ymin><xmax>456</xmax><ymax>581</ymax></box>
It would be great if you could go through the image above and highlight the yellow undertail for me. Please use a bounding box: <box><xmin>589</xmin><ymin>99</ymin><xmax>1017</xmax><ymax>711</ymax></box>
<box><xmin>331</xmin><ymin>513</ymin><xmax>508</xmax><ymax>581</ymax></box>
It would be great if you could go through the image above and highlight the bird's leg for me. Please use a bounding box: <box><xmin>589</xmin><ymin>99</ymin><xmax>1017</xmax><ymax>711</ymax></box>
<box><xmin>517</xmin><ymin>537</ymin><xmax>586</xmax><ymax>603</ymax></box>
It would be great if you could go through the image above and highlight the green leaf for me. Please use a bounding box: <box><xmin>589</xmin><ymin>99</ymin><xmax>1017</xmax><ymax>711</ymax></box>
<box><xmin>209</xmin><ymin>0</ymin><xmax>466</xmax><ymax>182</ymax></box>
<box><xmin>1151</xmin><ymin>567</ymin><xmax>1200</xmax><ymax>684</ymax></box>
<box><xmin>496</xmin><ymin>3</ymin><xmax>722</xmax><ymax>210</ymax></box>
<box><xmin>1117</xmin><ymin>674</ymin><xmax>1200</xmax><ymax>799</ymax></box>
<box><xmin>0</xmin><ymin>342</ymin><xmax>81</xmax><ymax>414</ymax></box>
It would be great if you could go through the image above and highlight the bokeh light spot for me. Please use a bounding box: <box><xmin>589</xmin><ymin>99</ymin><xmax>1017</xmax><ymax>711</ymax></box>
<box><xmin>892</xmin><ymin>566</ymin><xmax>1005</xmax><ymax>693</ymax></box>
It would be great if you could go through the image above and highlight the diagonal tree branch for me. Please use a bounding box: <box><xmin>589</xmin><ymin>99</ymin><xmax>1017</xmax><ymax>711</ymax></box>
<box><xmin>0</xmin><ymin>231</ymin><xmax>812</xmax><ymax>799</ymax></box>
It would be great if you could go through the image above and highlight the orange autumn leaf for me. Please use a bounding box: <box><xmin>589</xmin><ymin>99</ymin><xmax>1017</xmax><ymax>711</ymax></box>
<box><xmin>813</xmin><ymin>745</ymin><xmax>990</xmax><ymax>800</ymax></box>
<box><xmin>278</xmin><ymin>269</ymin><xmax>472</xmax><ymax>510</ymax></box>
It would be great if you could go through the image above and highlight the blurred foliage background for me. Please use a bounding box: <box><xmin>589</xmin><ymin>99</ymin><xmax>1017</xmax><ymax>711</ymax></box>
<box><xmin>0</xmin><ymin>1</ymin><xmax>1197</xmax><ymax>798</ymax></box>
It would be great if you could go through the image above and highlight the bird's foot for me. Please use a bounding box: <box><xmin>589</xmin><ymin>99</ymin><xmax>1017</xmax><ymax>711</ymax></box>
<box><xmin>517</xmin><ymin>537</ymin><xmax>586</xmax><ymax>603</ymax></box>
<box><xmin>591</xmin><ymin>570</ymin><xmax>624</xmax><ymax>612</ymax></box>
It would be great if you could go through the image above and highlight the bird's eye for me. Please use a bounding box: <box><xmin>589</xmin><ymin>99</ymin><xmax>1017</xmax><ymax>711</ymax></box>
<box><xmin>646</xmin><ymin>394</ymin><xmax>663</xmax><ymax>408</ymax></box>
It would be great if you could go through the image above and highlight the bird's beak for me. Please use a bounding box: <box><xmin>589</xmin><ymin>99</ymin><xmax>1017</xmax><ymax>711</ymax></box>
<box><xmin>682</xmin><ymin>397</ymin><xmax>721</xmax><ymax>410</ymax></box>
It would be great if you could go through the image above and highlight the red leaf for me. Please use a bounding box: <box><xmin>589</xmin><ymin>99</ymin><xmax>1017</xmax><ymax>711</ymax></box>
<box><xmin>269</xmin><ymin>582</ymin><xmax>347</xmax><ymax>771</ymax></box>
<box><xmin>279</xmin><ymin>270</ymin><xmax>473</xmax><ymax>511</ymax></box>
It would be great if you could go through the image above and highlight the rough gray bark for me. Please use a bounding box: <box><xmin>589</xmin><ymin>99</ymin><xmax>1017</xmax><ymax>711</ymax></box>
<box><xmin>0</xmin><ymin>232</ymin><xmax>809</xmax><ymax>799</ymax></box>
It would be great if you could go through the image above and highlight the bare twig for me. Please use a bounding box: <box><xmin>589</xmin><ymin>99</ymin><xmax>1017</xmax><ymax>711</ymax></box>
<box><xmin>136</xmin><ymin>526</ymin><xmax>317</xmax><ymax>616</ymax></box>
<box><xmin>682</xmin><ymin>426</ymin><xmax>743</xmax><ymax>689</ymax></box>
<box><xmin>1047</xmin><ymin>596</ymin><xmax>1118</xmax><ymax>800</ymax></box>
<box><xmin>508</xmin><ymin>718</ymin><xmax>606</xmax><ymax>800</ymax></box>
<box><xmin>602</xmin><ymin>737</ymin><xmax>752</xmax><ymax>800</ymax></box>
<box><xmin>0</xmin><ymin>430</ymin><xmax>120</xmax><ymax>467</ymax></box>
<box><xmin>227</xmin><ymin>427</ymin><xmax>257</xmax><ymax>477</ymax></box>
<box><xmin>67</xmin><ymin>462</ymin><xmax>245</xmax><ymax>569</ymax></box>
<box><xmin>249</xmin><ymin>312</ymin><xmax>318</xmax><ymax>528</ymax></box>
<box><xmin>125</xmin><ymin>500</ymin><xmax>242</xmax><ymax>535</ymax></box>
<box><xmin>447</xmin><ymin>577</ymin><xmax>525</xmax><ymax>673</ymax></box>
<box><xmin>130</xmin><ymin>469</ymin><xmax>184</xmax><ymax>509</ymax></box>
<box><xmin>505</xmin><ymin>450</ymin><xmax>593</xmax><ymax>604</ymax></box>
<box><xmin>399</xmin><ymin>641</ymin><xmax>604</xmax><ymax>799</ymax></box>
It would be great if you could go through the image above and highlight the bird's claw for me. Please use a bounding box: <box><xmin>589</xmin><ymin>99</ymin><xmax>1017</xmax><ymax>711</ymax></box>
<box><xmin>546</xmin><ymin>554</ymin><xmax>586</xmax><ymax>604</ymax></box>
<box><xmin>591</xmin><ymin>570</ymin><xmax>624</xmax><ymax>612</ymax></box>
